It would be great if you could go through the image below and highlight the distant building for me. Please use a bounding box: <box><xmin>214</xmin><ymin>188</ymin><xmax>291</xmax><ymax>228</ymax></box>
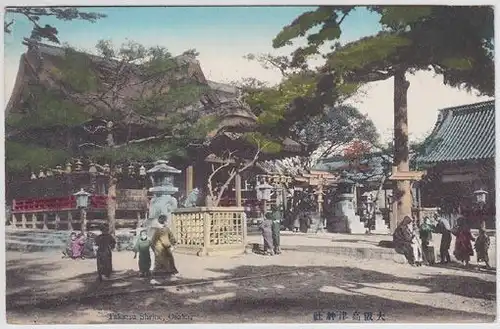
<box><xmin>417</xmin><ymin>100</ymin><xmax>495</xmax><ymax>228</ymax></box>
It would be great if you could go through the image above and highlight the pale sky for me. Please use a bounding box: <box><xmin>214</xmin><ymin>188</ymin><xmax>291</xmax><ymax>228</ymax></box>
<box><xmin>3</xmin><ymin>6</ymin><xmax>493</xmax><ymax>144</ymax></box>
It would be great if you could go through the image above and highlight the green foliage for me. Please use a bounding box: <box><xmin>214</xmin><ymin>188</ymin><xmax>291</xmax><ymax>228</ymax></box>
<box><xmin>53</xmin><ymin>46</ymin><xmax>99</xmax><ymax>92</ymax></box>
<box><xmin>326</xmin><ymin>33</ymin><xmax>412</xmax><ymax>70</ymax></box>
<box><xmin>374</xmin><ymin>6</ymin><xmax>433</xmax><ymax>31</ymax></box>
<box><xmin>6</xmin><ymin>86</ymin><xmax>91</xmax><ymax>129</ymax></box>
<box><xmin>274</xmin><ymin>6</ymin><xmax>494</xmax><ymax>96</ymax></box>
<box><xmin>6</xmin><ymin>141</ymin><xmax>71</xmax><ymax>173</ymax></box>
<box><xmin>5</xmin><ymin>7</ymin><xmax>106</xmax><ymax>43</ymax></box>
<box><xmin>242</xmin><ymin>132</ymin><xmax>283</xmax><ymax>154</ymax></box>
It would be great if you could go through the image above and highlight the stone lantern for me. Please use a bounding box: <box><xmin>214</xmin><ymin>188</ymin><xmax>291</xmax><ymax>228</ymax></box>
<box><xmin>256</xmin><ymin>181</ymin><xmax>274</xmax><ymax>213</ymax></box>
<box><xmin>146</xmin><ymin>160</ymin><xmax>181</xmax><ymax>229</ymax></box>
<box><xmin>473</xmin><ymin>189</ymin><xmax>488</xmax><ymax>206</ymax></box>
<box><xmin>74</xmin><ymin>188</ymin><xmax>91</xmax><ymax>234</ymax></box>
<box><xmin>329</xmin><ymin>172</ymin><xmax>365</xmax><ymax>234</ymax></box>
<box><xmin>74</xmin><ymin>188</ymin><xmax>91</xmax><ymax>208</ymax></box>
<box><xmin>473</xmin><ymin>189</ymin><xmax>489</xmax><ymax>229</ymax></box>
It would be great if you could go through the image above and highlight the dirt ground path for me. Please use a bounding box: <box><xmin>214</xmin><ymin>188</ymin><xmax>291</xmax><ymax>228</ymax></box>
<box><xmin>6</xmin><ymin>249</ymin><xmax>496</xmax><ymax>324</ymax></box>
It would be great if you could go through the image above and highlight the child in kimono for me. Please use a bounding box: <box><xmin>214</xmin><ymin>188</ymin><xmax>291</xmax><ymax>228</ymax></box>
<box><xmin>411</xmin><ymin>219</ymin><xmax>424</xmax><ymax>266</ymax></box>
<box><xmin>474</xmin><ymin>227</ymin><xmax>491</xmax><ymax>269</ymax></box>
<box><xmin>134</xmin><ymin>229</ymin><xmax>152</xmax><ymax>277</ymax></box>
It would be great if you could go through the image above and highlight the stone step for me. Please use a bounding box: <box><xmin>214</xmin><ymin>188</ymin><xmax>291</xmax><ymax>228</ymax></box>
<box><xmin>5</xmin><ymin>229</ymin><xmax>137</xmax><ymax>253</ymax></box>
<box><xmin>6</xmin><ymin>239</ymin><xmax>66</xmax><ymax>252</ymax></box>
<box><xmin>245</xmin><ymin>242</ymin><xmax>408</xmax><ymax>264</ymax></box>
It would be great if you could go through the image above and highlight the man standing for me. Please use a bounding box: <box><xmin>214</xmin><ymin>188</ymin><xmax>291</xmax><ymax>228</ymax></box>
<box><xmin>436</xmin><ymin>214</ymin><xmax>452</xmax><ymax>264</ymax></box>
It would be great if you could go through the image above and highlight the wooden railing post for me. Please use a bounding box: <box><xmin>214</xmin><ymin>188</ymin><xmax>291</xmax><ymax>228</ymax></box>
<box><xmin>31</xmin><ymin>214</ymin><xmax>37</xmax><ymax>229</ymax></box>
<box><xmin>11</xmin><ymin>213</ymin><xmax>17</xmax><ymax>228</ymax></box>
<box><xmin>42</xmin><ymin>213</ymin><xmax>48</xmax><ymax>230</ymax></box>
<box><xmin>242</xmin><ymin>211</ymin><xmax>247</xmax><ymax>251</ymax></box>
<box><xmin>55</xmin><ymin>213</ymin><xmax>61</xmax><ymax>230</ymax></box>
<box><xmin>21</xmin><ymin>214</ymin><xmax>27</xmax><ymax>229</ymax></box>
<box><xmin>202</xmin><ymin>211</ymin><xmax>210</xmax><ymax>256</ymax></box>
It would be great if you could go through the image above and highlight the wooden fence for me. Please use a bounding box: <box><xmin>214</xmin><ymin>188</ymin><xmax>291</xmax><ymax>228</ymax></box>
<box><xmin>171</xmin><ymin>207</ymin><xmax>247</xmax><ymax>256</ymax></box>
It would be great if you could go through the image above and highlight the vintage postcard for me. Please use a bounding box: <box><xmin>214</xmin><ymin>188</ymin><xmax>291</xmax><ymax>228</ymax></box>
<box><xmin>2</xmin><ymin>2</ymin><xmax>496</xmax><ymax>325</ymax></box>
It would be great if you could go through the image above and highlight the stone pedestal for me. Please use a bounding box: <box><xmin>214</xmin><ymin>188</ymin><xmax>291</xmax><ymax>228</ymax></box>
<box><xmin>327</xmin><ymin>193</ymin><xmax>366</xmax><ymax>234</ymax></box>
<box><xmin>371</xmin><ymin>210</ymin><xmax>390</xmax><ymax>235</ymax></box>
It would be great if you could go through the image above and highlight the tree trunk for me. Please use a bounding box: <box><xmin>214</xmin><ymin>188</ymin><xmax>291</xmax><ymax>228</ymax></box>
<box><xmin>107</xmin><ymin>175</ymin><xmax>117</xmax><ymax>236</ymax></box>
<box><xmin>391</xmin><ymin>69</ymin><xmax>412</xmax><ymax>232</ymax></box>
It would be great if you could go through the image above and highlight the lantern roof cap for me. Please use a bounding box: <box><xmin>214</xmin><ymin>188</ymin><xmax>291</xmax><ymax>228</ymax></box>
<box><xmin>256</xmin><ymin>182</ymin><xmax>274</xmax><ymax>189</ymax></box>
<box><xmin>73</xmin><ymin>188</ymin><xmax>91</xmax><ymax>196</ymax></box>
<box><xmin>147</xmin><ymin>160</ymin><xmax>181</xmax><ymax>174</ymax></box>
<box><xmin>337</xmin><ymin>171</ymin><xmax>355</xmax><ymax>184</ymax></box>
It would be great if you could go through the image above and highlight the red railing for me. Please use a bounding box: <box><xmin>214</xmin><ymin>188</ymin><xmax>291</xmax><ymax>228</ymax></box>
<box><xmin>90</xmin><ymin>195</ymin><xmax>108</xmax><ymax>209</ymax></box>
<box><xmin>12</xmin><ymin>195</ymin><xmax>108</xmax><ymax>213</ymax></box>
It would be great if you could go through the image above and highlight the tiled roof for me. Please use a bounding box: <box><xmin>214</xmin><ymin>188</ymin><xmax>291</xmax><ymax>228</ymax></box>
<box><xmin>417</xmin><ymin>100</ymin><xmax>495</xmax><ymax>163</ymax></box>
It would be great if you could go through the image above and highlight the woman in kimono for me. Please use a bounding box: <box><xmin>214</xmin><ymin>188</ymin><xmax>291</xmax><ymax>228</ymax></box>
<box><xmin>134</xmin><ymin>229</ymin><xmax>152</xmax><ymax>277</ymax></box>
<box><xmin>411</xmin><ymin>219</ymin><xmax>424</xmax><ymax>266</ymax></box>
<box><xmin>95</xmin><ymin>224</ymin><xmax>116</xmax><ymax>282</ymax></box>
<box><xmin>270</xmin><ymin>205</ymin><xmax>282</xmax><ymax>255</ymax></box>
<box><xmin>71</xmin><ymin>232</ymin><xmax>86</xmax><ymax>259</ymax></box>
<box><xmin>259</xmin><ymin>211</ymin><xmax>275</xmax><ymax>256</ymax></box>
<box><xmin>393</xmin><ymin>216</ymin><xmax>415</xmax><ymax>265</ymax></box>
<box><xmin>150</xmin><ymin>215</ymin><xmax>178</xmax><ymax>284</ymax></box>
<box><xmin>62</xmin><ymin>232</ymin><xmax>77</xmax><ymax>258</ymax></box>
<box><xmin>453</xmin><ymin>217</ymin><xmax>475</xmax><ymax>267</ymax></box>
<box><xmin>474</xmin><ymin>226</ymin><xmax>491</xmax><ymax>269</ymax></box>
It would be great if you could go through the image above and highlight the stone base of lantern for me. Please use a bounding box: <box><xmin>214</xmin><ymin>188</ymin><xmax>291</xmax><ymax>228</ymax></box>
<box><xmin>328</xmin><ymin>215</ymin><xmax>366</xmax><ymax>234</ymax></box>
<box><xmin>371</xmin><ymin>212</ymin><xmax>390</xmax><ymax>235</ymax></box>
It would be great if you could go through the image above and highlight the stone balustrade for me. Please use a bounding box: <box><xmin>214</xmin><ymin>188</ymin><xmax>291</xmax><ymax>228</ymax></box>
<box><xmin>171</xmin><ymin>207</ymin><xmax>247</xmax><ymax>256</ymax></box>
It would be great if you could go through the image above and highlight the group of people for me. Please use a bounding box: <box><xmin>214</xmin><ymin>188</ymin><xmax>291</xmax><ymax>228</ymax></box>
<box><xmin>62</xmin><ymin>231</ymin><xmax>97</xmax><ymax>260</ymax></box>
<box><xmin>393</xmin><ymin>214</ymin><xmax>491</xmax><ymax>269</ymax></box>
<box><xmin>62</xmin><ymin>214</ymin><xmax>179</xmax><ymax>284</ymax></box>
<box><xmin>259</xmin><ymin>205</ymin><xmax>282</xmax><ymax>256</ymax></box>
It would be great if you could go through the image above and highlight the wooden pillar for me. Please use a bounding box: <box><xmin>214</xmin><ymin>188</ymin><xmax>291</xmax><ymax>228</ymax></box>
<box><xmin>80</xmin><ymin>208</ymin><xmax>87</xmax><ymax>234</ymax></box>
<box><xmin>31</xmin><ymin>214</ymin><xmax>37</xmax><ymax>229</ymax></box>
<box><xmin>11</xmin><ymin>214</ymin><xmax>17</xmax><ymax>228</ymax></box>
<box><xmin>42</xmin><ymin>213</ymin><xmax>48</xmax><ymax>230</ymax></box>
<box><xmin>235</xmin><ymin>173</ymin><xmax>242</xmax><ymax>207</ymax></box>
<box><xmin>186</xmin><ymin>165</ymin><xmax>194</xmax><ymax>196</ymax></box>
<box><xmin>393</xmin><ymin>70</ymin><xmax>412</xmax><ymax>227</ymax></box>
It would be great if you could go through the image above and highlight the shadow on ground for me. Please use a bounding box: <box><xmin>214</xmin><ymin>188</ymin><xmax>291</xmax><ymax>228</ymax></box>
<box><xmin>6</xmin><ymin>258</ymin><xmax>496</xmax><ymax>324</ymax></box>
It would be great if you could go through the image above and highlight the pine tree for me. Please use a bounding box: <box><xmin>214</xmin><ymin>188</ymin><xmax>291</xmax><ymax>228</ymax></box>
<box><xmin>272</xmin><ymin>6</ymin><xmax>494</xmax><ymax>229</ymax></box>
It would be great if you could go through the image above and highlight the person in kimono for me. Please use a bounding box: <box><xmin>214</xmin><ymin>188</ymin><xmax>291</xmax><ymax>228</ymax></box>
<box><xmin>453</xmin><ymin>217</ymin><xmax>475</xmax><ymax>267</ymax></box>
<box><xmin>270</xmin><ymin>205</ymin><xmax>282</xmax><ymax>255</ymax></box>
<box><xmin>474</xmin><ymin>226</ymin><xmax>491</xmax><ymax>269</ymax></box>
<box><xmin>134</xmin><ymin>229</ymin><xmax>152</xmax><ymax>277</ymax></box>
<box><xmin>71</xmin><ymin>232</ymin><xmax>86</xmax><ymax>259</ymax></box>
<box><xmin>419</xmin><ymin>216</ymin><xmax>435</xmax><ymax>265</ymax></box>
<box><xmin>393</xmin><ymin>216</ymin><xmax>415</xmax><ymax>265</ymax></box>
<box><xmin>411</xmin><ymin>219</ymin><xmax>424</xmax><ymax>266</ymax></box>
<box><xmin>95</xmin><ymin>224</ymin><xmax>116</xmax><ymax>282</ymax></box>
<box><xmin>62</xmin><ymin>232</ymin><xmax>77</xmax><ymax>258</ymax></box>
<box><xmin>150</xmin><ymin>215</ymin><xmax>179</xmax><ymax>285</ymax></box>
<box><xmin>259</xmin><ymin>209</ymin><xmax>275</xmax><ymax>256</ymax></box>
<box><xmin>436</xmin><ymin>214</ymin><xmax>452</xmax><ymax>264</ymax></box>
<box><xmin>82</xmin><ymin>232</ymin><xmax>97</xmax><ymax>259</ymax></box>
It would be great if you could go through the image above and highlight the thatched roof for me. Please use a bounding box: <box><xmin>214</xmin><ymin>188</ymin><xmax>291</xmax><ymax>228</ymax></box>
<box><xmin>5</xmin><ymin>39</ymin><xmax>256</xmax><ymax>133</ymax></box>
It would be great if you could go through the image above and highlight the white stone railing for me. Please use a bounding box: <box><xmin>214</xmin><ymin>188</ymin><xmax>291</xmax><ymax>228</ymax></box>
<box><xmin>171</xmin><ymin>207</ymin><xmax>247</xmax><ymax>256</ymax></box>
